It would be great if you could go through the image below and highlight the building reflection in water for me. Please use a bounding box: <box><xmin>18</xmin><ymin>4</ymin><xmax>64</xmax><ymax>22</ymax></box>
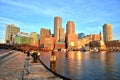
<box><xmin>50</xmin><ymin>51</ymin><xmax>56</xmax><ymax>72</ymax></box>
<box><xmin>40</xmin><ymin>51</ymin><xmax>120</xmax><ymax>80</ymax></box>
<box><xmin>65</xmin><ymin>51</ymin><xmax>83</xmax><ymax>79</ymax></box>
<box><xmin>100</xmin><ymin>51</ymin><xmax>114</xmax><ymax>68</ymax></box>
<box><xmin>77</xmin><ymin>51</ymin><xmax>82</xmax><ymax>59</ymax></box>
<box><xmin>50</xmin><ymin>61</ymin><xmax>56</xmax><ymax>72</ymax></box>
<box><xmin>100</xmin><ymin>51</ymin><xmax>106</xmax><ymax>63</ymax></box>
<box><xmin>100</xmin><ymin>51</ymin><xmax>115</xmax><ymax>79</ymax></box>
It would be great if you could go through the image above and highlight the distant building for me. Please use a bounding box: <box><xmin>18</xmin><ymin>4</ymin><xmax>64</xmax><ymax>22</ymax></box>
<box><xmin>30</xmin><ymin>32</ymin><xmax>39</xmax><ymax>47</ymax></box>
<box><xmin>66</xmin><ymin>34</ymin><xmax>78</xmax><ymax>49</ymax></box>
<box><xmin>66</xmin><ymin>21</ymin><xmax>75</xmax><ymax>34</ymax></box>
<box><xmin>59</xmin><ymin>27</ymin><xmax>65</xmax><ymax>42</ymax></box>
<box><xmin>54</xmin><ymin>16</ymin><xmax>62</xmax><ymax>42</ymax></box>
<box><xmin>52</xmin><ymin>34</ymin><xmax>54</xmax><ymax>37</ymax></box>
<box><xmin>91</xmin><ymin>34</ymin><xmax>100</xmax><ymax>41</ymax></box>
<box><xmin>5</xmin><ymin>24</ymin><xmax>20</xmax><ymax>43</ymax></box>
<box><xmin>66</xmin><ymin>21</ymin><xmax>77</xmax><ymax>49</ymax></box>
<box><xmin>78</xmin><ymin>33</ymin><xmax>85</xmax><ymax>39</ymax></box>
<box><xmin>78</xmin><ymin>35</ymin><xmax>92</xmax><ymax>49</ymax></box>
<box><xmin>54</xmin><ymin>42</ymin><xmax>65</xmax><ymax>49</ymax></box>
<box><xmin>103</xmin><ymin>23</ymin><xmax>112</xmax><ymax>41</ymax></box>
<box><xmin>43</xmin><ymin>37</ymin><xmax>56</xmax><ymax>49</ymax></box>
<box><xmin>20</xmin><ymin>32</ymin><xmax>28</xmax><ymax>36</ymax></box>
<box><xmin>14</xmin><ymin>33</ymin><xmax>30</xmax><ymax>45</ymax></box>
<box><xmin>105</xmin><ymin>40</ymin><xmax>120</xmax><ymax>51</ymax></box>
<box><xmin>40</xmin><ymin>28</ymin><xmax>51</xmax><ymax>47</ymax></box>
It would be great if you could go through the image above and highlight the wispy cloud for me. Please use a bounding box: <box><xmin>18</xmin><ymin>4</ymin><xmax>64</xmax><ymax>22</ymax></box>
<box><xmin>0</xmin><ymin>16</ymin><xmax>36</xmax><ymax>32</ymax></box>
<box><xmin>0</xmin><ymin>0</ymin><xmax>71</xmax><ymax>17</ymax></box>
<box><xmin>0</xmin><ymin>0</ymin><xmax>120</xmax><ymax>41</ymax></box>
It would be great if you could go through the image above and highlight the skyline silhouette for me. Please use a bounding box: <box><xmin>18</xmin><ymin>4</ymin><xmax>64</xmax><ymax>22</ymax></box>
<box><xmin>0</xmin><ymin>0</ymin><xmax>120</xmax><ymax>43</ymax></box>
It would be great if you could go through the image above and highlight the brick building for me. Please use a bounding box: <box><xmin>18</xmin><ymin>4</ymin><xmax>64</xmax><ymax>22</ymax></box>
<box><xmin>40</xmin><ymin>28</ymin><xmax>51</xmax><ymax>47</ymax></box>
<box><xmin>43</xmin><ymin>37</ymin><xmax>56</xmax><ymax>49</ymax></box>
<box><xmin>59</xmin><ymin>27</ymin><xmax>65</xmax><ymax>42</ymax></box>
<box><xmin>91</xmin><ymin>34</ymin><xmax>100</xmax><ymax>41</ymax></box>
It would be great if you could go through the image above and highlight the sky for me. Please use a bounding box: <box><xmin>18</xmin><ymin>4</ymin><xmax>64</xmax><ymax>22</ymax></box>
<box><xmin>0</xmin><ymin>0</ymin><xmax>120</xmax><ymax>43</ymax></box>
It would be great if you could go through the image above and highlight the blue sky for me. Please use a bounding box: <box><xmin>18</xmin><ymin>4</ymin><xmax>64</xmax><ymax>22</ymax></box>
<box><xmin>0</xmin><ymin>0</ymin><xmax>120</xmax><ymax>43</ymax></box>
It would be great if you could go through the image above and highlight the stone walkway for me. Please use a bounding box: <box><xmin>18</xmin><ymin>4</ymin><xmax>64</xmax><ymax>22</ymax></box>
<box><xmin>23</xmin><ymin>56</ymin><xmax>62</xmax><ymax>80</ymax></box>
<box><xmin>0</xmin><ymin>51</ymin><xmax>26</xmax><ymax>80</ymax></box>
<box><xmin>0</xmin><ymin>51</ymin><xmax>62</xmax><ymax>80</ymax></box>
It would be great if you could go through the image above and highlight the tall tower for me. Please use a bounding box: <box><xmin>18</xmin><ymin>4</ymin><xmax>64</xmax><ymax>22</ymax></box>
<box><xmin>5</xmin><ymin>24</ymin><xmax>20</xmax><ymax>43</ymax></box>
<box><xmin>66</xmin><ymin>21</ymin><xmax>75</xmax><ymax>34</ymax></box>
<box><xmin>103</xmin><ymin>23</ymin><xmax>112</xmax><ymax>41</ymax></box>
<box><xmin>54</xmin><ymin>16</ymin><xmax>62</xmax><ymax>42</ymax></box>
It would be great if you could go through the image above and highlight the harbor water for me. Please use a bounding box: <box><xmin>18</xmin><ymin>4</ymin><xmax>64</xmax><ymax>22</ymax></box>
<box><xmin>40</xmin><ymin>51</ymin><xmax>120</xmax><ymax>80</ymax></box>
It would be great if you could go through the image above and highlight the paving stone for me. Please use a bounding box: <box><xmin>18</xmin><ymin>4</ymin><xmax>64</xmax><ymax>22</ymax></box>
<box><xmin>0</xmin><ymin>50</ymin><xmax>62</xmax><ymax>80</ymax></box>
<box><xmin>0</xmin><ymin>51</ymin><xmax>26</xmax><ymax>79</ymax></box>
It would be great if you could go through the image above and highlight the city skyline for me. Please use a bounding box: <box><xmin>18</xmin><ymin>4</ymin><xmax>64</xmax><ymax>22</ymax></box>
<box><xmin>0</xmin><ymin>0</ymin><xmax>120</xmax><ymax>43</ymax></box>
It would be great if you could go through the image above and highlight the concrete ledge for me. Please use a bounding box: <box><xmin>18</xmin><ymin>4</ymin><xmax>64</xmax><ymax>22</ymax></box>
<box><xmin>23</xmin><ymin>57</ymin><xmax>63</xmax><ymax>80</ymax></box>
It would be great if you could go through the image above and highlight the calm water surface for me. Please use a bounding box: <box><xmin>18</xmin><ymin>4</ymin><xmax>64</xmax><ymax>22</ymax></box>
<box><xmin>40</xmin><ymin>51</ymin><xmax>120</xmax><ymax>80</ymax></box>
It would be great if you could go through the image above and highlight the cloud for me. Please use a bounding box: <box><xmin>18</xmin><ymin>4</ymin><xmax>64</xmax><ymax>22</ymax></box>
<box><xmin>0</xmin><ymin>0</ymin><xmax>120</xmax><ymax>41</ymax></box>
<box><xmin>0</xmin><ymin>16</ymin><xmax>17</xmax><ymax>24</ymax></box>
<box><xmin>0</xmin><ymin>16</ymin><xmax>36</xmax><ymax>31</ymax></box>
<box><xmin>0</xmin><ymin>0</ymin><xmax>71</xmax><ymax>17</ymax></box>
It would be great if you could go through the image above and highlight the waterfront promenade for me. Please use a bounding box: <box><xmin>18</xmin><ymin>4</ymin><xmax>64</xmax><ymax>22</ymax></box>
<box><xmin>0</xmin><ymin>50</ymin><xmax>62</xmax><ymax>80</ymax></box>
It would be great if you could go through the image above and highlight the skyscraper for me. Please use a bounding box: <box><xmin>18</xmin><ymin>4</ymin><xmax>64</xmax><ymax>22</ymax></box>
<box><xmin>5</xmin><ymin>24</ymin><xmax>20</xmax><ymax>43</ymax></box>
<box><xmin>66</xmin><ymin>21</ymin><xmax>77</xmax><ymax>49</ymax></box>
<box><xmin>103</xmin><ymin>23</ymin><xmax>112</xmax><ymax>41</ymax></box>
<box><xmin>54</xmin><ymin>16</ymin><xmax>62</xmax><ymax>42</ymax></box>
<box><xmin>66</xmin><ymin>21</ymin><xmax>75</xmax><ymax>34</ymax></box>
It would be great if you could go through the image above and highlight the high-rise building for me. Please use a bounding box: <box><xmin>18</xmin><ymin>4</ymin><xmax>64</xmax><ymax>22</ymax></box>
<box><xmin>66</xmin><ymin>21</ymin><xmax>76</xmax><ymax>49</ymax></box>
<box><xmin>54</xmin><ymin>16</ymin><xmax>62</xmax><ymax>42</ymax></box>
<box><xmin>5</xmin><ymin>24</ymin><xmax>20</xmax><ymax>43</ymax></box>
<box><xmin>66</xmin><ymin>21</ymin><xmax>75</xmax><ymax>34</ymax></box>
<box><xmin>40</xmin><ymin>28</ymin><xmax>51</xmax><ymax>47</ymax></box>
<box><xmin>30</xmin><ymin>32</ymin><xmax>39</xmax><ymax>47</ymax></box>
<box><xmin>103</xmin><ymin>23</ymin><xmax>112</xmax><ymax>41</ymax></box>
<box><xmin>59</xmin><ymin>27</ymin><xmax>64</xmax><ymax>42</ymax></box>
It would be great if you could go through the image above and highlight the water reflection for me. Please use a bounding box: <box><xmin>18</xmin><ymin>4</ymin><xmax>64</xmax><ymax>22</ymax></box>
<box><xmin>50</xmin><ymin>51</ymin><xmax>56</xmax><ymax>72</ymax></box>
<box><xmin>100</xmin><ymin>52</ymin><xmax>116</xmax><ymax>80</ymax></box>
<box><xmin>40</xmin><ymin>51</ymin><xmax>120</xmax><ymax>80</ymax></box>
